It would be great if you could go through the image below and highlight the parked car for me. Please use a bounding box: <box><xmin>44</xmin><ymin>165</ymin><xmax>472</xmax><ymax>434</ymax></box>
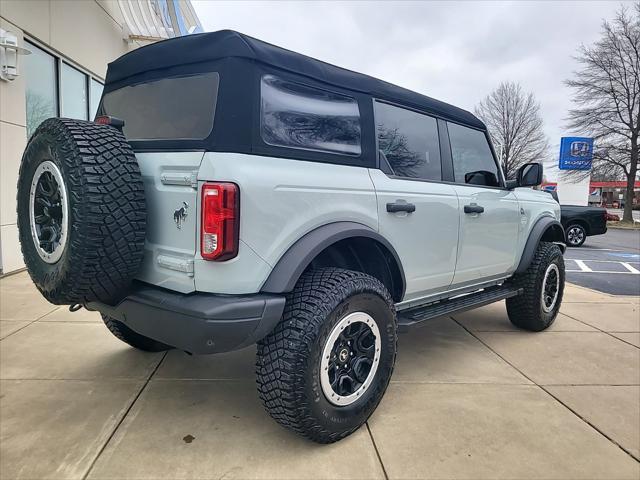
<box><xmin>561</xmin><ymin>205</ymin><xmax>607</xmax><ymax>247</ymax></box>
<box><xmin>16</xmin><ymin>30</ymin><xmax>566</xmax><ymax>443</ymax></box>
<box><xmin>544</xmin><ymin>191</ymin><xmax>607</xmax><ymax>247</ymax></box>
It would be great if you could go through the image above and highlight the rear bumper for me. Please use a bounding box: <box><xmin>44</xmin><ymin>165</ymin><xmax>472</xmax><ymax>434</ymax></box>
<box><xmin>87</xmin><ymin>283</ymin><xmax>286</xmax><ymax>354</ymax></box>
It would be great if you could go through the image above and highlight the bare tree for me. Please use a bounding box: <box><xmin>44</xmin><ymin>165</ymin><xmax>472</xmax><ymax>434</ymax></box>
<box><xmin>566</xmin><ymin>3</ymin><xmax>640</xmax><ymax>222</ymax></box>
<box><xmin>475</xmin><ymin>82</ymin><xmax>549</xmax><ymax>180</ymax></box>
<box><xmin>377</xmin><ymin>126</ymin><xmax>422</xmax><ymax>177</ymax></box>
<box><xmin>25</xmin><ymin>91</ymin><xmax>54</xmax><ymax>138</ymax></box>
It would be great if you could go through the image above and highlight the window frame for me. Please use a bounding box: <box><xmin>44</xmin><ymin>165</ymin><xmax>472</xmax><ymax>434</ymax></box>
<box><xmin>24</xmin><ymin>37</ymin><xmax>105</xmax><ymax>124</ymax></box>
<box><xmin>372</xmin><ymin>98</ymin><xmax>446</xmax><ymax>185</ymax></box>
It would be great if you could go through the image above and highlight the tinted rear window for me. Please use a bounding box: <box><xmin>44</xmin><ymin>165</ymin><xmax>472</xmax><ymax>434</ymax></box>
<box><xmin>100</xmin><ymin>73</ymin><xmax>219</xmax><ymax>141</ymax></box>
<box><xmin>260</xmin><ymin>75</ymin><xmax>361</xmax><ymax>156</ymax></box>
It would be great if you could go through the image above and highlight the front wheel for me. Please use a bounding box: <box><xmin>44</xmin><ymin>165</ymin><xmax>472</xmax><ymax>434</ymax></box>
<box><xmin>256</xmin><ymin>268</ymin><xmax>397</xmax><ymax>443</ymax></box>
<box><xmin>565</xmin><ymin>223</ymin><xmax>586</xmax><ymax>247</ymax></box>
<box><xmin>506</xmin><ymin>242</ymin><xmax>565</xmax><ymax>331</ymax></box>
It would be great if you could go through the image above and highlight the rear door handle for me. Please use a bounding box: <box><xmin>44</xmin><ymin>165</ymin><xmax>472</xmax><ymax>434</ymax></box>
<box><xmin>464</xmin><ymin>204</ymin><xmax>484</xmax><ymax>214</ymax></box>
<box><xmin>387</xmin><ymin>202</ymin><xmax>416</xmax><ymax>213</ymax></box>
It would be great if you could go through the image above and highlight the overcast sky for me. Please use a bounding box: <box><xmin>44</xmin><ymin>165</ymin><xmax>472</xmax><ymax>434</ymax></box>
<box><xmin>192</xmin><ymin>0</ymin><xmax>628</xmax><ymax>179</ymax></box>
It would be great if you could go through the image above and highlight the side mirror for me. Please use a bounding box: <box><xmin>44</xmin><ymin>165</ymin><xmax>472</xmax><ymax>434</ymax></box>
<box><xmin>516</xmin><ymin>162</ymin><xmax>543</xmax><ymax>188</ymax></box>
<box><xmin>464</xmin><ymin>170</ymin><xmax>500</xmax><ymax>187</ymax></box>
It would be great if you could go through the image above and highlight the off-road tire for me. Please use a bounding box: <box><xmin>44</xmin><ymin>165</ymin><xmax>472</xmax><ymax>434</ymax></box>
<box><xmin>565</xmin><ymin>223</ymin><xmax>587</xmax><ymax>247</ymax></box>
<box><xmin>506</xmin><ymin>242</ymin><xmax>565</xmax><ymax>331</ymax></box>
<box><xmin>17</xmin><ymin>118</ymin><xmax>146</xmax><ymax>305</ymax></box>
<box><xmin>256</xmin><ymin>268</ymin><xmax>397</xmax><ymax>443</ymax></box>
<box><xmin>101</xmin><ymin>315</ymin><xmax>172</xmax><ymax>352</ymax></box>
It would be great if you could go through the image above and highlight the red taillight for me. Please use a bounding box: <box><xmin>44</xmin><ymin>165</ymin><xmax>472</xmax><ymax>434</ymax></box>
<box><xmin>94</xmin><ymin>115</ymin><xmax>124</xmax><ymax>128</ymax></box>
<box><xmin>201</xmin><ymin>182</ymin><xmax>239</xmax><ymax>261</ymax></box>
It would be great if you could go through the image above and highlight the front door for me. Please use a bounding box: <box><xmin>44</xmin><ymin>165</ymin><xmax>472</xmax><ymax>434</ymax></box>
<box><xmin>445</xmin><ymin>121</ymin><xmax>520</xmax><ymax>286</ymax></box>
<box><xmin>370</xmin><ymin>101</ymin><xmax>459</xmax><ymax>303</ymax></box>
<box><xmin>453</xmin><ymin>185</ymin><xmax>520</xmax><ymax>284</ymax></box>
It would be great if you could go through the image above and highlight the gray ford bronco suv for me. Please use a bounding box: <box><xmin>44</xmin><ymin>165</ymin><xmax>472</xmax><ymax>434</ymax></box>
<box><xmin>17</xmin><ymin>30</ymin><xmax>566</xmax><ymax>443</ymax></box>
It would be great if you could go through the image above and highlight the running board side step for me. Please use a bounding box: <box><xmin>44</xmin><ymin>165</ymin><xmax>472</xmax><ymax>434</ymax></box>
<box><xmin>397</xmin><ymin>285</ymin><xmax>523</xmax><ymax>332</ymax></box>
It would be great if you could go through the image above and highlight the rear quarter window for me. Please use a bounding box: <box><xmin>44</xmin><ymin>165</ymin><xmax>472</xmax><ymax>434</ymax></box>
<box><xmin>260</xmin><ymin>75</ymin><xmax>362</xmax><ymax>156</ymax></box>
<box><xmin>100</xmin><ymin>72</ymin><xmax>219</xmax><ymax>141</ymax></box>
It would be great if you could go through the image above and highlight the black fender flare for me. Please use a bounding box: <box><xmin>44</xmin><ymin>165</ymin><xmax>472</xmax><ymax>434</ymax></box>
<box><xmin>260</xmin><ymin>221</ymin><xmax>406</xmax><ymax>298</ymax></box>
<box><xmin>516</xmin><ymin>216</ymin><xmax>566</xmax><ymax>273</ymax></box>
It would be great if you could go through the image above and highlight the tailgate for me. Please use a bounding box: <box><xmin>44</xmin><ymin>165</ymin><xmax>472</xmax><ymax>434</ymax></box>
<box><xmin>134</xmin><ymin>152</ymin><xmax>204</xmax><ymax>293</ymax></box>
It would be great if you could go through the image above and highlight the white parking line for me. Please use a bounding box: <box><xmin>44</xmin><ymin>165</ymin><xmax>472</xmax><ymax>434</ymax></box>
<box><xmin>573</xmin><ymin>260</ymin><xmax>593</xmax><ymax>272</ymax></box>
<box><xmin>566</xmin><ymin>259</ymin><xmax>640</xmax><ymax>264</ymax></box>
<box><xmin>621</xmin><ymin>262</ymin><xmax>640</xmax><ymax>274</ymax></box>
<box><xmin>565</xmin><ymin>270</ymin><xmax>639</xmax><ymax>274</ymax></box>
<box><xmin>564</xmin><ymin>259</ymin><xmax>640</xmax><ymax>275</ymax></box>
<box><xmin>567</xmin><ymin>247</ymin><xmax>625</xmax><ymax>252</ymax></box>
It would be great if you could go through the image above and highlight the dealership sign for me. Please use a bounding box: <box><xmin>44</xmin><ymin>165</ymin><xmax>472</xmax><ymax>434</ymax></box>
<box><xmin>558</xmin><ymin>137</ymin><xmax>593</xmax><ymax>170</ymax></box>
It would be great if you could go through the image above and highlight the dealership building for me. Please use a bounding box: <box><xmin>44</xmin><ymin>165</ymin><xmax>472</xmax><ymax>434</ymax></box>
<box><xmin>0</xmin><ymin>0</ymin><xmax>201</xmax><ymax>274</ymax></box>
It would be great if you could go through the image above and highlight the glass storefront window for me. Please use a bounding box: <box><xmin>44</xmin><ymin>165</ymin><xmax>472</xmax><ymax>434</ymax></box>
<box><xmin>24</xmin><ymin>42</ymin><xmax>58</xmax><ymax>137</ymax></box>
<box><xmin>61</xmin><ymin>63</ymin><xmax>88</xmax><ymax>120</ymax></box>
<box><xmin>89</xmin><ymin>79</ymin><xmax>104</xmax><ymax>121</ymax></box>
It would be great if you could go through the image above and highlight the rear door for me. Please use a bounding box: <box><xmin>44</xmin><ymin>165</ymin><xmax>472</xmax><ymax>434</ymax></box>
<box><xmin>445</xmin><ymin>122</ymin><xmax>520</xmax><ymax>286</ymax></box>
<box><xmin>99</xmin><ymin>73</ymin><xmax>220</xmax><ymax>293</ymax></box>
<box><xmin>370</xmin><ymin>101</ymin><xmax>459</xmax><ymax>303</ymax></box>
<box><xmin>134</xmin><ymin>152</ymin><xmax>202</xmax><ymax>293</ymax></box>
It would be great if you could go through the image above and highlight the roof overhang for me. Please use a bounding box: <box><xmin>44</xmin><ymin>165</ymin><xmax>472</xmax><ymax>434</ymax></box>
<box><xmin>118</xmin><ymin>0</ymin><xmax>203</xmax><ymax>42</ymax></box>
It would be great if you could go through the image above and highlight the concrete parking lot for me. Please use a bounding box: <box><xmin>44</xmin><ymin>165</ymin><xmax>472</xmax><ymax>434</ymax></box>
<box><xmin>1</xmin><ymin>271</ymin><xmax>638</xmax><ymax>479</ymax></box>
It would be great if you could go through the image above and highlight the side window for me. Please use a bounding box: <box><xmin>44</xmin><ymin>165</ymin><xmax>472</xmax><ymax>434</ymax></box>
<box><xmin>260</xmin><ymin>75</ymin><xmax>361</xmax><ymax>156</ymax></box>
<box><xmin>374</xmin><ymin>101</ymin><xmax>441</xmax><ymax>181</ymax></box>
<box><xmin>448</xmin><ymin>122</ymin><xmax>501</xmax><ymax>187</ymax></box>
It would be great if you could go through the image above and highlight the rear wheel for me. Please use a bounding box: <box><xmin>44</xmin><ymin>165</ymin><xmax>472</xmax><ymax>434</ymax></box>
<box><xmin>565</xmin><ymin>223</ymin><xmax>586</xmax><ymax>247</ymax></box>
<box><xmin>256</xmin><ymin>268</ymin><xmax>397</xmax><ymax>443</ymax></box>
<box><xmin>102</xmin><ymin>315</ymin><xmax>172</xmax><ymax>352</ymax></box>
<box><xmin>506</xmin><ymin>242</ymin><xmax>565</xmax><ymax>331</ymax></box>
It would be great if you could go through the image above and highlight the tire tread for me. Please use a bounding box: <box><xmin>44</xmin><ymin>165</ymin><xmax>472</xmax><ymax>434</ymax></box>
<box><xmin>17</xmin><ymin>118</ymin><xmax>146</xmax><ymax>305</ymax></box>
<box><xmin>256</xmin><ymin>267</ymin><xmax>396</xmax><ymax>443</ymax></box>
<box><xmin>506</xmin><ymin>241</ymin><xmax>564</xmax><ymax>331</ymax></box>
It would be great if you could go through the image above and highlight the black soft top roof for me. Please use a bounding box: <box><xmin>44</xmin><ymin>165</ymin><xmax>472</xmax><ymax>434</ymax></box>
<box><xmin>106</xmin><ymin>30</ymin><xmax>484</xmax><ymax>129</ymax></box>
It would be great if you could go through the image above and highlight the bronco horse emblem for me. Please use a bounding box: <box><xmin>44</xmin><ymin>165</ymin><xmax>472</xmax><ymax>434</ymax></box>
<box><xmin>173</xmin><ymin>201</ymin><xmax>189</xmax><ymax>229</ymax></box>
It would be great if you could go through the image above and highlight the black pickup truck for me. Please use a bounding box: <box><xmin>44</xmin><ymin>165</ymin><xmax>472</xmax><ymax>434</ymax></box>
<box><xmin>545</xmin><ymin>191</ymin><xmax>608</xmax><ymax>247</ymax></box>
<box><xmin>560</xmin><ymin>205</ymin><xmax>608</xmax><ymax>246</ymax></box>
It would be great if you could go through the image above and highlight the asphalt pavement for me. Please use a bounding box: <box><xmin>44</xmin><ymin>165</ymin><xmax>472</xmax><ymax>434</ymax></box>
<box><xmin>565</xmin><ymin>228</ymin><xmax>640</xmax><ymax>295</ymax></box>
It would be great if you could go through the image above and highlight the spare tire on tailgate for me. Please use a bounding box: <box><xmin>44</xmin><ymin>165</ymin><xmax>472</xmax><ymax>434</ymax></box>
<box><xmin>17</xmin><ymin>117</ymin><xmax>146</xmax><ymax>305</ymax></box>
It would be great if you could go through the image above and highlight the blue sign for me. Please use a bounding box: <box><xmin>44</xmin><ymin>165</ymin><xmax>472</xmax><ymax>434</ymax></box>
<box><xmin>559</xmin><ymin>137</ymin><xmax>593</xmax><ymax>170</ymax></box>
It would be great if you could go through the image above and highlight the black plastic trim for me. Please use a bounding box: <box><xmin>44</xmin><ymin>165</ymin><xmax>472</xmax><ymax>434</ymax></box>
<box><xmin>437</xmin><ymin>118</ymin><xmax>455</xmax><ymax>182</ymax></box>
<box><xmin>87</xmin><ymin>283</ymin><xmax>286</xmax><ymax>354</ymax></box>
<box><xmin>516</xmin><ymin>216</ymin><xmax>566</xmax><ymax>273</ymax></box>
<box><xmin>260</xmin><ymin>221</ymin><xmax>406</xmax><ymax>299</ymax></box>
<box><xmin>397</xmin><ymin>284</ymin><xmax>522</xmax><ymax>332</ymax></box>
